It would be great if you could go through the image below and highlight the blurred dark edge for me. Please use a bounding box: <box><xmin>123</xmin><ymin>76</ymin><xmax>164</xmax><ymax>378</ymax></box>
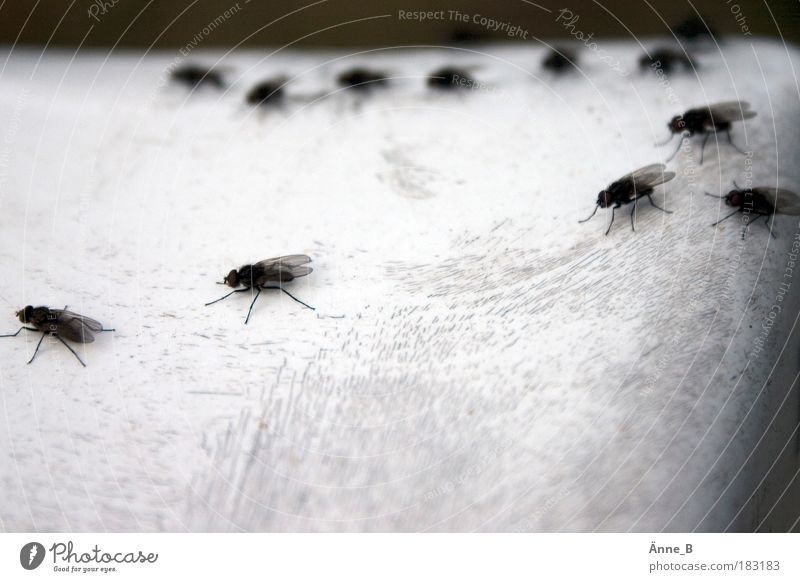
<box><xmin>0</xmin><ymin>0</ymin><xmax>798</xmax><ymax>49</ymax></box>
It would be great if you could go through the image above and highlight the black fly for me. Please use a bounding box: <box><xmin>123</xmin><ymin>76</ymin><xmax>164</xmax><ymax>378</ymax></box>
<box><xmin>337</xmin><ymin>68</ymin><xmax>388</xmax><ymax>91</ymax></box>
<box><xmin>640</xmin><ymin>48</ymin><xmax>693</xmax><ymax>74</ymax></box>
<box><xmin>579</xmin><ymin>164</ymin><xmax>676</xmax><ymax>235</ymax></box>
<box><xmin>543</xmin><ymin>48</ymin><xmax>577</xmax><ymax>73</ymax></box>
<box><xmin>0</xmin><ymin>306</ymin><xmax>114</xmax><ymax>367</ymax></box>
<box><xmin>660</xmin><ymin>101</ymin><xmax>756</xmax><ymax>164</ymax></box>
<box><xmin>205</xmin><ymin>255</ymin><xmax>314</xmax><ymax>324</ymax></box>
<box><xmin>246</xmin><ymin>78</ymin><xmax>286</xmax><ymax>106</ymax></box>
<box><xmin>428</xmin><ymin>67</ymin><xmax>475</xmax><ymax>90</ymax></box>
<box><xmin>171</xmin><ymin>65</ymin><xmax>226</xmax><ymax>89</ymax></box>
<box><xmin>705</xmin><ymin>185</ymin><xmax>800</xmax><ymax>237</ymax></box>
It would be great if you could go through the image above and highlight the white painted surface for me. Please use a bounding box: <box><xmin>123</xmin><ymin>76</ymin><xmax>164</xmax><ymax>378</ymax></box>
<box><xmin>0</xmin><ymin>40</ymin><xmax>798</xmax><ymax>532</ymax></box>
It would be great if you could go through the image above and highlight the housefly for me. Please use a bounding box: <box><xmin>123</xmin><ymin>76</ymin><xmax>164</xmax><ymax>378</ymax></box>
<box><xmin>337</xmin><ymin>68</ymin><xmax>388</xmax><ymax>91</ymax></box>
<box><xmin>171</xmin><ymin>64</ymin><xmax>226</xmax><ymax>89</ymax></box>
<box><xmin>705</xmin><ymin>185</ymin><xmax>800</xmax><ymax>236</ymax></box>
<box><xmin>640</xmin><ymin>48</ymin><xmax>693</xmax><ymax>74</ymax></box>
<box><xmin>246</xmin><ymin>78</ymin><xmax>287</xmax><ymax>106</ymax></box>
<box><xmin>427</xmin><ymin>67</ymin><xmax>475</xmax><ymax>90</ymax></box>
<box><xmin>205</xmin><ymin>255</ymin><xmax>314</xmax><ymax>324</ymax></box>
<box><xmin>660</xmin><ymin>101</ymin><xmax>756</xmax><ymax>164</ymax></box>
<box><xmin>543</xmin><ymin>48</ymin><xmax>577</xmax><ymax>73</ymax></box>
<box><xmin>0</xmin><ymin>306</ymin><xmax>114</xmax><ymax>367</ymax></box>
<box><xmin>579</xmin><ymin>164</ymin><xmax>676</xmax><ymax>235</ymax></box>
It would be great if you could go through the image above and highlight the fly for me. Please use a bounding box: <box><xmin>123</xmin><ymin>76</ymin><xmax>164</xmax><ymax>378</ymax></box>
<box><xmin>337</xmin><ymin>68</ymin><xmax>388</xmax><ymax>91</ymax></box>
<box><xmin>205</xmin><ymin>255</ymin><xmax>314</xmax><ymax>323</ymax></box>
<box><xmin>660</xmin><ymin>101</ymin><xmax>755</xmax><ymax>164</ymax></box>
<box><xmin>705</xmin><ymin>184</ymin><xmax>800</xmax><ymax>237</ymax></box>
<box><xmin>543</xmin><ymin>48</ymin><xmax>577</xmax><ymax>73</ymax></box>
<box><xmin>171</xmin><ymin>64</ymin><xmax>226</xmax><ymax>89</ymax></box>
<box><xmin>0</xmin><ymin>306</ymin><xmax>114</xmax><ymax>367</ymax></box>
<box><xmin>579</xmin><ymin>164</ymin><xmax>675</xmax><ymax>235</ymax></box>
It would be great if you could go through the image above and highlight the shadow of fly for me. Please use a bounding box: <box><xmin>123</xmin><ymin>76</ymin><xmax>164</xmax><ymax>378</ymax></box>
<box><xmin>579</xmin><ymin>163</ymin><xmax>676</xmax><ymax>235</ymax></box>
<box><xmin>205</xmin><ymin>255</ymin><xmax>315</xmax><ymax>324</ymax></box>
<box><xmin>0</xmin><ymin>306</ymin><xmax>114</xmax><ymax>367</ymax></box>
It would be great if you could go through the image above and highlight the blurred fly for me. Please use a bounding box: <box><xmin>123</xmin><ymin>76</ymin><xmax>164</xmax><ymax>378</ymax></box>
<box><xmin>205</xmin><ymin>255</ymin><xmax>314</xmax><ymax>324</ymax></box>
<box><xmin>246</xmin><ymin>78</ymin><xmax>287</xmax><ymax>107</ymax></box>
<box><xmin>705</xmin><ymin>185</ymin><xmax>800</xmax><ymax>237</ymax></box>
<box><xmin>0</xmin><ymin>306</ymin><xmax>114</xmax><ymax>367</ymax></box>
<box><xmin>171</xmin><ymin>64</ymin><xmax>226</xmax><ymax>89</ymax></box>
<box><xmin>579</xmin><ymin>164</ymin><xmax>676</xmax><ymax>235</ymax></box>
<box><xmin>428</xmin><ymin>67</ymin><xmax>475</xmax><ymax>90</ymax></box>
<box><xmin>543</xmin><ymin>48</ymin><xmax>577</xmax><ymax>74</ymax></box>
<box><xmin>337</xmin><ymin>68</ymin><xmax>388</xmax><ymax>91</ymax></box>
<box><xmin>660</xmin><ymin>101</ymin><xmax>755</xmax><ymax>164</ymax></box>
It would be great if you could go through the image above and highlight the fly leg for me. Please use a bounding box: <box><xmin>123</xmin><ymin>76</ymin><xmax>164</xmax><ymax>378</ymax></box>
<box><xmin>578</xmin><ymin>204</ymin><xmax>600</xmax><ymax>223</ymax></box>
<box><xmin>261</xmin><ymin>286</ymin><xmax>316</xmax><ymax>311</ymax></box>
<box><xmin>647</xmin><ymin>194</ymin><xmax>672</xmax><ymax>213</ymax></box>
<box><xmin>699</xmin><ymin>132</ymin><xmax>710</xmax><ymax>165</ymax></box>
<box><xmin>629</xmin><ymin>200</ymin><xmax>637</xmax><ymax>232</ymax></box>
<box><xmin>55</xmin><ymin>335</ymin><xmax>87</xmax><ymax>367</ymax></box>
<box><xmin>27</xmin><ymin>333</ymin><xmax>47</xmax><ymax>365</ymax></box>
<box><xmin>741</xmin><ymin>213</ymin><xmax>762</xmax><ymax>240</ymax></box>
<box><xmin>0</xmin><ymin>327</ymin><xmax>38</xmax><ymax>338</ymax></box>
<box><xmin>750</xmin><ymin>213</ymin><xmax>776</xmax><ymax>238</ymax></box>
<box><xmin>664</xmin><ymin>134</ymin><xmax>685</xmax><ymax>162</ymax></box>
<box><xmin>605</xmin><ymin>204</ymin><xmax>619</xmax><ymax>236</ymax></box>
<box><xmin>726</xmin><ymin>130</ymin><xmax>748</xmax><ymax>156</ymax></box>
<box><xmin>244</xmin><ymin>287</ymin><xmax>262</xmax><ymax>325</ymax></box>
<box><xmin>711</xmin><ymin>209</ymin><xmax>741</xmax><ymax>227</ymax></box>
<box><xmin>205</xmin><ymin>288</ymin><xmax>249</xmax><ymax>306</ymax></box>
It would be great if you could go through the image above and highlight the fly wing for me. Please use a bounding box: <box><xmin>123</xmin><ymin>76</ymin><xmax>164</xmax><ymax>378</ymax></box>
<box><xmin>619</xmin><ymin>164</ymin><xmax>676</xmax><ymax>198</ymax></box>
<box><xmin>253</xmin><ymin>255</ymin><xmax>313</xmax><ymax>283</ymax></box>
<box><xmin>50</xmin><ymin>310</ymin><xmax>101</xmax><ymax>343</ymax></box>
<box><xmin>755</xmin><ymin>188</ymin><xmax>800</xmax><ymax>215</ymax></box>
<box><xmin>706</xmin><ymin>101</ymin><xmax>757</xmax><ymax>122</ymax></box>
<box><xmin>253</xmin><ymin>255</ymin><xmax>311</xmax><ymax>269</ymax></box>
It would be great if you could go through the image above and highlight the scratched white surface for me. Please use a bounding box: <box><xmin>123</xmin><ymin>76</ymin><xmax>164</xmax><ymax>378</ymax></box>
<box><xmin>0</xmin><ymin>40</ymin><xmax>799</xmax><ymax>532</ymax></box>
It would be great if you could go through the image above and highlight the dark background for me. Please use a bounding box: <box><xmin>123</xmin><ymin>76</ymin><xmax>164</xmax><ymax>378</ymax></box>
<box><xmin>0</xmin><ymin>0</ymin><xmax>798</xmax><ymax>49</ymax></box>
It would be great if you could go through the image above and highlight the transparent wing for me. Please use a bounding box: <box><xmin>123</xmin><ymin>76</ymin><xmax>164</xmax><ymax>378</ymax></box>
<box><xmin>253</xmin><ymin>255</ymin><xmax>312</xmax><ymax>270</ymax></box>
<box><xmin>755</xmin><ymin>188</ymin><xmax>800</xmax><ymax>215</ymax></box>
<box><xmin>281</xmin><ymin>265</ymin><xmax>313</xmax><ymax>277</ymax></box>
<box><xmin>253</xmin><ymin>255</ymin><xmax>313</xmax><ymax>282</ymax></box>
<box><xmin>50</xmin><ymin>310</ymin><xmax>101</xmax><ymax>343</ymax></box>
<box><xmin>706</xmin><ymin>101</ymin><xmax>757</xmax><ymax>122</ymax></box>
<box><xmin>621</xmin><ymin>164</ymin><xmax>676</xmax><ymax>188</ymax></box>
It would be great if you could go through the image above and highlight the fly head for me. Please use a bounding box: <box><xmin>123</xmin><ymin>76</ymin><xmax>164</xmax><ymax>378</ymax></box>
<box><xmin>16</xmin><ymin>305</ymin><xmax>33</xmax><ymax>324</ymax></box>
<box><xmin>224</xmin><ymin>269</ymin><xmax>240</xmax><ymax>287</ymax></box>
